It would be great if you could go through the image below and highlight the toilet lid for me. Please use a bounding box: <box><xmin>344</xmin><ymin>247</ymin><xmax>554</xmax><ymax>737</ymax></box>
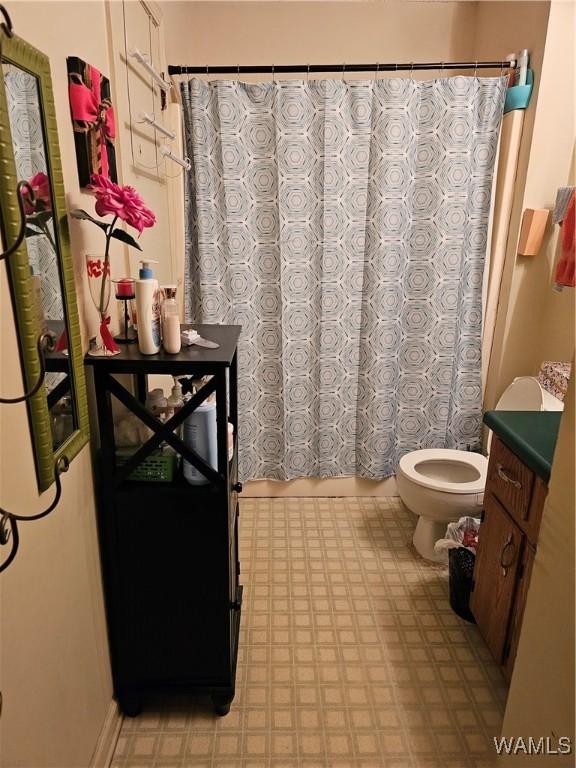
<box><xmin>398</xmin><ymin>449</ymin><xmax>488</xmax><ymax>494</ymax></box>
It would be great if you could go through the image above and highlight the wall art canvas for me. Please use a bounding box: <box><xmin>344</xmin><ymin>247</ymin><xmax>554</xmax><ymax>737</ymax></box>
<box><xmin>67</xmin><ymin>56</ymin><xmax>117</xmax><ymax>188</ymax></box>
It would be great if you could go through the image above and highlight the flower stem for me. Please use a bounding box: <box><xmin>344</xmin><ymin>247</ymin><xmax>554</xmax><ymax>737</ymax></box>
<box><xmin>98</xmin><ymin>215</ymin><xmax>118</xmax><ymax>317</ymax></box>
<box><xmin>39</xmin><ymin>220</ymin><xmax>57</xmax><ymax>253</ymax></box>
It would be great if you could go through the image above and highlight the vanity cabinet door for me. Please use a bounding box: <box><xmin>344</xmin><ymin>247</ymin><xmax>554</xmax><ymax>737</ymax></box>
<box><xmin>470</xmin><ymin>492</ymin><xmax>524</xmax><ymax>664</ymax></box>
<box><xmin>503</xmin><ymin>543</ymin><xmax>535</xmax><ymax>681</ymax></box>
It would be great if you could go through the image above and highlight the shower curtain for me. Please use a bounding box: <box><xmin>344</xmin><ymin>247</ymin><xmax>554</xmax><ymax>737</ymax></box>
<box><xmin>181</xmin><ymin>76</ymin><xmax>506</xmax><ymax>481</ymax></box>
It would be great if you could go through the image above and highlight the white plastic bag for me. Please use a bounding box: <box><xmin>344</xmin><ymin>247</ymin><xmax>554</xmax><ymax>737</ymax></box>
<box><xmin>434</xmin><ymin>516</ymin><xmax>481</xmax><ymax>555</ymax></box>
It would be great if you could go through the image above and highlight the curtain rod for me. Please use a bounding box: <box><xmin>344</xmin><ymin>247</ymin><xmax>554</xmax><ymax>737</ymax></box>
<box><xmin>168</xmin><ymin>60</ymin><xmax>515</xmax><ymax>76</ymax></box>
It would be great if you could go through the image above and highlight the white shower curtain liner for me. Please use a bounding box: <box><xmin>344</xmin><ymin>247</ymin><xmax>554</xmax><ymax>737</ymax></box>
<box><xmin>182</xmin><ymin>76</ymin><xmax>506</xmax><ymax>481</ymax></box>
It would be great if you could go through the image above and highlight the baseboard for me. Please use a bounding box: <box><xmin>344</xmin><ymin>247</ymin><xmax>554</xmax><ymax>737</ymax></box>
<box><xmin>244</xmin><ymin>475</ymin><xmax>398</xmax><ymax>497</ymax></box>
<box><xmin>90</xmin><ymin>700</ymin><xmax>123</xmax><ymax>768</ymax></box>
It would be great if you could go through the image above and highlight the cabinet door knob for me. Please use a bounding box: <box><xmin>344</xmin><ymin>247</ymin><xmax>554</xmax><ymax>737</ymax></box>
<box><xmin>233</xmin><ymin>482</ymin><xmax>243</xmax><ymax>493</ymax></box>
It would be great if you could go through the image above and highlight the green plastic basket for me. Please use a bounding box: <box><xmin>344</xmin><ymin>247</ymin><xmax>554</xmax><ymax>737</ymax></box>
<box><xmin>116</xmin><ymin>448</ymin><xmax>179</xmax><ymax>482</ymax></box>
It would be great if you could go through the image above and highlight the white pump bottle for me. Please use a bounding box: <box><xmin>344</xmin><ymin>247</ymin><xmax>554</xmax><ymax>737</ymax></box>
<box><xmin>135</xmin><ymin>259</ymin><xmax>161</xmax><ymax>355</ymax></box>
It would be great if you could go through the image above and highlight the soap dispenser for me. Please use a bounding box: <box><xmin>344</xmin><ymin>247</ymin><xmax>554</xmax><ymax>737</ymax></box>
<box><xmin>135</xmin><ymin>259</ymin><xmax>160</xmax><ymax>355</ymax></box>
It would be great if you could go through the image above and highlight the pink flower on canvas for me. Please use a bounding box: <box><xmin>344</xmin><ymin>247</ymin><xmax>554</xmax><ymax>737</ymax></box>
<box><xmin>23</xmin><ymin>172</ymin><xmax>52</xmax><ymax>215</ymax></box>
<box><xmin>88</xmin><ymin>174</ymin><xmax>156</xmax><ymax>234</ymax></box>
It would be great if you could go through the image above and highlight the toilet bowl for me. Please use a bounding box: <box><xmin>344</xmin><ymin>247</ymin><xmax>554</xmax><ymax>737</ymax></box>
<box><xmin>397</xmin><ymin>376</ymin><xmax>564</xmax><ymax>561</ymax></box>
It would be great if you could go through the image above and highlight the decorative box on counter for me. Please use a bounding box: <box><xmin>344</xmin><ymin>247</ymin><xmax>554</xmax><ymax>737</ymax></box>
<box><xmin>538</xmin><ymin>360</ymin><xmax>571</xmax><ymax>403</ymax></box>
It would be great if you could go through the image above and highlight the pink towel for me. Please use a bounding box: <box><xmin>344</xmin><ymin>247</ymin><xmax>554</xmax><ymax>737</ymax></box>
<box><xmin>554</xmin><ymin>191</ymin><xmax>575</xmax><ymax>287</ymax></box>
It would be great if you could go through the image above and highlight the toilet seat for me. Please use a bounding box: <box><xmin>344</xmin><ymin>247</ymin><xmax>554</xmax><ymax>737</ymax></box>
<box><xmin>398</xmin><ymin>449</ymin><xmax>488</xmax><ymax>494</ymax></box>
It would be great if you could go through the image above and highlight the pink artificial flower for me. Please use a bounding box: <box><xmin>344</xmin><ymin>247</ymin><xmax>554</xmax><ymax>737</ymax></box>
<box><xmin>88</xmin><ymin>174</ymin><xmax>156</xmax><ymax>235</ymax></box>
<box><xmin>23</xmin><ymin>172</ymin><xmax>52</xmax><ymax>215</ymax></box>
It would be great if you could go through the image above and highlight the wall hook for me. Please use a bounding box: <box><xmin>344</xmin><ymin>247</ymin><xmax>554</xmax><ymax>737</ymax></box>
<box><xmin>0</xmin><ymin>515</ymin><xmax>19</xmax><ymax>574</ymax></box>
<box><xmin>0</xmin><ymin>4</ymin><xmax>13</xmax><ymax>38</ymax></box>
<box><xmin>3</xmin><ymin>455</ymin><xmax>69</xmax><ymax>524</ymax></box>
<box><xmin>0</xmin><ymin>181</ymin><xmax>35</xmax><ymax>262</ymax></box>
<box><xmin>0</xmin><ymin>332</ymin><xmax>55</xmax><ymax>404</ymax></box>
<box><xmin>0</xmin><ymin>456</ymin><xmax>69</xmax><ymax>574</ymax></box>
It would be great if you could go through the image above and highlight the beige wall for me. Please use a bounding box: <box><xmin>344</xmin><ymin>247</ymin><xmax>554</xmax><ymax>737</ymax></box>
<box><xmin>501</xmin><ymin>360</ymin><xmax>575</xmax><ymax>764</ymax></box>
<box><xmin>0</xmin><ymin>1</ymin><xmax>177</xmax><ymax>765</ymax></box>
<box><xmin>477</xmin><ymin>1</ymin><xmax>575</xmax><ymax>408</ymax></box>
<box><xmin>162</xmin><ymin>0</ymin><xmax>478</xmax><ymax>72</ymax></box>
<box><xmin>0</xmin><ymin>1</ymin><xmax>115</xmax><ymax>762</ymax></box>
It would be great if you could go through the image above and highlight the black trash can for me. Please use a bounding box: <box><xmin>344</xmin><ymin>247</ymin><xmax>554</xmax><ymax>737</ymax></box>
<box><xmin>448</xmin><ymin>547</ymin><xmax>476</xmax><ymax>623</ymax></box>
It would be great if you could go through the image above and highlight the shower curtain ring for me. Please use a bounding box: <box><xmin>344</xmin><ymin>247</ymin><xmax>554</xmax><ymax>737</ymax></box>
<box><xmin>474</xmin><ymin>61</ymin><xmax>478</xmax><ymax>77</ymax></box>
<box><xmin>342</xmin><ymin>63</ymin><xmax>346</xmax><ymax>82</ymax></box>
<box><xmin>237</xmin><ymin>64</ymin><xmax>240</xmax><ymax>79</ymax></box>
<box><xmin>410</xmin><ymin>61</ymin><xmax>414</xmax><ymax>76</ymax></box>
<box><xmin>272</xmin><ymin>64</ymin><xmax>275</xmax><ymax>84</ymax></box>
<box><xmin>375</xmin><ymin>62</ymin><xmax>379</xmax><ymax>80</ymax></box>
<box><xmin>307</xmin><ymin>63</ymin><xmax>310</xmax><ymax>83</ymax></box>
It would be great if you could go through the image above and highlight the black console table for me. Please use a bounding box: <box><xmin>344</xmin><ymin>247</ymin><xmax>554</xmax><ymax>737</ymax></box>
<box><xmin>85</xmin><ymin>325</ymin><xmax>242</xmax><ymax>717</ymax></box>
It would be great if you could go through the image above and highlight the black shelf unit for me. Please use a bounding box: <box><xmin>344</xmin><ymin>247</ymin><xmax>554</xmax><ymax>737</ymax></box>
<box><xmin>86</xmin><ymin>325</ymin><xmax>242</xmax><ymax>717</ymax></box>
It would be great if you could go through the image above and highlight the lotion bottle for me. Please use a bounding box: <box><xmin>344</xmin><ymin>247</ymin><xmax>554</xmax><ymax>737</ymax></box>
<box><xmin>135</xmin><ymin>260</ymin><xmax>160</xmax><ymax>355</ymax></box>
<box><xmin>161</xmin><ymin>284</ymin><xmax>181</xmax><ymax>354</ymax></box>
<box><xmin>183</xmin><ymin>400</ymin><xmax>217</xmax><ymax>485</ymax></box>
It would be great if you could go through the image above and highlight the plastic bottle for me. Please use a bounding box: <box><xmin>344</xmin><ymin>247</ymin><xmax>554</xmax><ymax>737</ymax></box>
<box><xmin>167</xmin><ymin>380</ymin><xmax>184</xmax><ymax>437</ymax></box>
<box><xmin>135</xmin><ymin>260</ymin><xmax>160</xmax><ymax>354</ymax></box>
<box><xmin>228</xmin><ymin>422</ymin><xmax>234</xmax><ymax>461</ymax></box>
<box><xmin>516</xmin><ymin>49</ymin><xmax>529</xmax><ymax>86</ymax></box>
<box><xmin>30</xmin><ymin>267</ymin><xmax>48</xmax><ymax>334</ymax></box>
<box><xmin>183</xmin><ymin>400</ymin><xmax>217</xmax><ymax>485</ymax></box>
<box><xmin>161</xmin><ymin>284</ymin><xmax>181</xmax><ymax>354</ymax></box>
<box><xmin>145</xmin><ymin>388</ymin><xmax>167</xmax><ymax>418</ymax></box>
<box><xmin>505</xmin><ymin>53</ymin><xmax>517</xmax><ymax>87</ymax></box>
<box><xmin>167</xmin><ymin>380</ymin><xmax>184</xmax><ymax>412</ymax></box>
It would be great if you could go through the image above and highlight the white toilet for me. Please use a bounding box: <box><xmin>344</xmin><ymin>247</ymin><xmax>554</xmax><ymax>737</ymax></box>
<box><xmin>396</xmin><ymin>376</ymin><xmax>564</xmax><ymax>561</ymax></box>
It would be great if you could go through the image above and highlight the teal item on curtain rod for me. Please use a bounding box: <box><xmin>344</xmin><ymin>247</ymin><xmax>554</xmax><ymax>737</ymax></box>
<box><xmin>181</xmin><ymin>76</ymin><xmax>507</xmax><ymax>481</ymax></box>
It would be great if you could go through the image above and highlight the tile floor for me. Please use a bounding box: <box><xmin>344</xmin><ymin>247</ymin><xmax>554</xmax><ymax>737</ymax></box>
<box><xmin>112</xmin><ymin>497</ymin><xmax>507</xmax><ymax>767</ymax></box>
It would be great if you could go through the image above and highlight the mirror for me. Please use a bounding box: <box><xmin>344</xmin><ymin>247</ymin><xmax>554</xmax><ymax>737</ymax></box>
<box><xmin>0</xmin><ymin>33</ymin><xmax>89</xmax><ymax>490</ymax></box>
<box><xmin>3</xmin><ymin>63</ymin><xmax>76</xmax><ymax>449</ymax></box>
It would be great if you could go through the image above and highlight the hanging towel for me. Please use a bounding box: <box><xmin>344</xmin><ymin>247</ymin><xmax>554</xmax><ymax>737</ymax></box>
<box><xmin>554</xmin><ymin>190</ymin><xmax>575</xmax><ymax>288</ymax></box>
<box><xmin>552</xmin><ymin>186</ymin><xmax>575</xmax><ymax>224</ymax></box>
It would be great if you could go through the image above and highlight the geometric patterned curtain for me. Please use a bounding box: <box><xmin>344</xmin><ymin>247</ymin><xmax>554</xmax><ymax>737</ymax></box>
<box><xmin>181</xmin><ymin>76</ymin><xmax>506</xmax><ymax>481</ymax></box>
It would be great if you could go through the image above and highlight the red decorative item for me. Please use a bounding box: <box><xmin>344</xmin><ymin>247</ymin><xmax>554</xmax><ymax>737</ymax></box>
<box><xmin>554</xmin><ymin>191</ymin><xmax>575</xmax><ymax>288</ymax></box>
<box><xmin>67</xmin><ymin>57</ymin><xmax>117</xmax><ymax>187</ymax></box>
<box><xmin>99</xmin><ymin>316</ymin><xmax>120</xmax><ymax>355</ymax></box>
<box><xmin>54</xmin><ymin>329</ymin><xmax>69</xmax><ymax>353</ymax></box>
<box><xmin>85</xmin><ymin>253</ymin><xmax>117</xmax><ymax>355</ymax></box>
<box><xmin>71</xmin><ymin>176</ymin><xmax>156</xmax><ymax>356</ymax></box>
<box><xmin>115</xmin><ymin>278</ymin><xmax>135</xmax><ymax>298</ymax></box>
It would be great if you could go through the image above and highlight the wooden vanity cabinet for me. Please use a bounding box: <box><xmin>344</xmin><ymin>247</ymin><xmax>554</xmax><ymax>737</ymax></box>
<box><xmin>471</xmin><ymin>435</ymin><xmax>547</xmax><ymax>681</ymax></box>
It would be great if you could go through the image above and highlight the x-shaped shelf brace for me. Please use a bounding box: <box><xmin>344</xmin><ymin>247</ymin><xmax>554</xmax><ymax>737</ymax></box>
<box><xmin>105</xmin><ymin>374</ymin><xmax>225</xmax><ymax>489</ymax></box>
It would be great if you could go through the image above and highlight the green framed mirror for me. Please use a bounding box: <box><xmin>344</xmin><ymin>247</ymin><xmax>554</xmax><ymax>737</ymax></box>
<box><xmin>0</xmin><ymin>31</ymin><xmax>89</xmax><ymax>490</ymax></box>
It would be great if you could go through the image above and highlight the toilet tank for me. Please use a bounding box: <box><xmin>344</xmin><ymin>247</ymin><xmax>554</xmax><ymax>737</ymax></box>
<box><xmin>495</xmin><ymin>376</ymin><xmax>565</xmax><ymax>412</ymax></box>
<box><xmin>486</xmin><ymin>376</ymin><xmax>564</xmax><ymax>453</ymax></box>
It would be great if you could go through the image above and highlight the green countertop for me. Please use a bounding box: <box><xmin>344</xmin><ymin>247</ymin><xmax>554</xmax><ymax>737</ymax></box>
<box><xmin>483</xmin><ymin>411</ymin><xmax>563</xmax><ymax>483</ymax></box>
